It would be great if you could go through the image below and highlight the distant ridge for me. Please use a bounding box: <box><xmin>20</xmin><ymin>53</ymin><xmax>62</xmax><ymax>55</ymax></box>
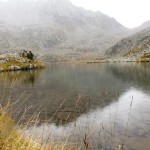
<box><xmin>0</xmin><ymin>0</ymin><xmax>129</xmax><ymax>62</ymax></box>
<box><xmin>106</xmin><ymin>27</ymin><xmax>150</xmax><ymax>62</ymax></box>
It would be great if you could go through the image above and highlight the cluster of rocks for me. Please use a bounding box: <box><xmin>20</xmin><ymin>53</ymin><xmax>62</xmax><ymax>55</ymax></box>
<box><xmin>7</xmin><ymin>64</ymin><xmax>37</xmax><ymax>71</ymax></box>
<box><xmin>0</xmin><ymin>64</ymin><xmax>37</xmax><ymax>72</ymax></box>
<box><xmin>0</xmin><ymin>53</ymin><xmax>27</xmax><ymax>63</ymax></box>
<box><xmin>0</xmin><ymin>52</ymin><xmax>43</xmax><ymax>72</ymax></box>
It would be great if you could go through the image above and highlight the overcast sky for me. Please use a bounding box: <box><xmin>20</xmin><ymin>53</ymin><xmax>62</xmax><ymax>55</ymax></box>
<box><xmin>70</xmin><ymin>0</ymin><xmax>150</xmax><ymax>28</ymax></box>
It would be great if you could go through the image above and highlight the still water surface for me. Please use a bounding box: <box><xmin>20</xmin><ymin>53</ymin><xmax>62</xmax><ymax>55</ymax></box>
<box><xmin>0</xmin><ymin>63</ymin><xmax>150</xmax><ymax>149</ymax></box>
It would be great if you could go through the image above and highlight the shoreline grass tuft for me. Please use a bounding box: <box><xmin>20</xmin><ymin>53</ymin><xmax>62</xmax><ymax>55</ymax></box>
<box><xmin>0</xmin><ymin>105</ymin><xmax>73</xmax><ymax>150</ymax></box>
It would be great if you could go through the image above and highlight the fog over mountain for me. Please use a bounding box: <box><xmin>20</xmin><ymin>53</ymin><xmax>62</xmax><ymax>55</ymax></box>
<box><xmin>0</xmin><ymin>0</ymin><xmax>130</xmax><ymax>62</ymax></box>
<box><xmin>106</xmin><ymin>26</ymin><xmax>150</xmax><ymax>62</ymax></box>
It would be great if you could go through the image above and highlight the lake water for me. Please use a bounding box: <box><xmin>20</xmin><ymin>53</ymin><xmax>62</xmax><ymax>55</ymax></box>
<box><xmin>0</xmin><ymin>63</ymin><xmax>150</xmax><ymax>150</ymax></box>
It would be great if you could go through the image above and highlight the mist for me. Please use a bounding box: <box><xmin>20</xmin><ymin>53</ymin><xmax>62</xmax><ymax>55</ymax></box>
<box><xmin>0</xmin><ymin>0</ymin><xmax>149</xmax><ymax>62</ymax></box>
<box><xmin>0</xmin><ymin>0</ymin><xmax>74</xmax><ymax>25</ymax></box>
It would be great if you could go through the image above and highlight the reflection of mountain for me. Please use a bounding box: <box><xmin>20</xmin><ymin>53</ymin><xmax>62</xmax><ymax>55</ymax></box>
<box><xmin>1</xmin><ymin>64</ymin><xmax>150</xmax><ymax>124</ymax></box>
<box><xmin>26</xmin><ymin>88</ymin><xmax>150</xmax><ymax>150</ymax></box>
<box><xmin>108</xmin><ymin>63</ymin><xmax>150</xmax><ymax>91</ymax></box>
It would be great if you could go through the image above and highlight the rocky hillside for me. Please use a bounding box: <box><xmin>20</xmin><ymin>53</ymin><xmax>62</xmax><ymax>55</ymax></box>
<box><xmin>105</xmin><ymin>27</ymin><xmax>150</xmax><ymax>62</ymax></box>
<box><xmin>0</xmin><ymin>0</ymin><xmax>129</xmax><ymax>62</ymax></box>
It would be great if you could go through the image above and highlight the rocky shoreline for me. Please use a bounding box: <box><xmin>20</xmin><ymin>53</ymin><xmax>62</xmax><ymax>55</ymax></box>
<box><xmin>0</xmin><ymin>52</ymin><xmax>44</xmax><ymax>72</ymax></box>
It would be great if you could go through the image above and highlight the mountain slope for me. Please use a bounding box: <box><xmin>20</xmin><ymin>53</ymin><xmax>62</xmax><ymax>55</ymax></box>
<box><xmin>0</xmin><ymin>0</ymin><xmax>129</xmax><ymax>62</ymax></box>
<box><xmin>106</xmin><ymin>27</ymin><xmax>150</xmax><ymax>62</ymax></box>
<box><xmin>134</xmin><ymin>20</ymin><xmax>150</xmax><ymax>32</ymax></box>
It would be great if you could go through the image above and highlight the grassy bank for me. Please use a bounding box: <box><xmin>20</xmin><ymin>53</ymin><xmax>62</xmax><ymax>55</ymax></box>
<box><xmin>0</xmin><ymin>106</ymin><xmax>38</xmax><ymax>150</ymax></box>
<box><xmin>0</xmin><ymin>106</ymin><xmax>72</xmax><ymax>150</ymax></box>
<box><xmin>0</xmin><ymin>60</ymin><xmax>44</xmax><ymax>72</ymax></box>
<box><xmin>0</xmin><ymin>52</ymin><xmax>45</xmax><ymax>72</ymax></box>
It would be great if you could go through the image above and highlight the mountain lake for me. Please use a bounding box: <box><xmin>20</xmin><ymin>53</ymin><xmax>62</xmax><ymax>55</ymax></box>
<box><xmin>0</xmin><ymin>63</ymin><xmax>150</xmax><ymax>150</ymax></box>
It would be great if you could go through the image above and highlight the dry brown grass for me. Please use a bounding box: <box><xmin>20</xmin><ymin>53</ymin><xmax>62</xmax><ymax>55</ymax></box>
<box><xmin>0</xmin><ymin>104</ymin><xmax>73</xmax><ymax>150</ymax></box>
<box><xmin>0</xmin><ymin>59</ymin><xmax>44</xmax><ymax>71</ymax></box>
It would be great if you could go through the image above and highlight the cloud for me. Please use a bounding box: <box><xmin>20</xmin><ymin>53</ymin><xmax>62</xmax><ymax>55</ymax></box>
<box><xmin>70</xmin><ymin>0</ymin><xmax>150</xmax><ymax>28</ymax></box>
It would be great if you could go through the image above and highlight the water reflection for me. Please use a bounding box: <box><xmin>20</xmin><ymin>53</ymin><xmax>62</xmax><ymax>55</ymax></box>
<box><xmin>0</xmin><ymin>70</ymin><xmax>42</xmax><ymax>110</ymax></box>
<box><xmin>0</xmin><ymin>70</ymin><xmax>42</xmax><ymax>85</ymax></box>
<box><xmin>26</xmin><ymin>88</ymin><xmax>150</xmax><ymax>150</ymax></box>
<box><xmin>1</xmin><ymin>63</ymin><xmax>150</xmax><ymax>124</ymax></box>
<box><xmin>0</xmin><ymin>63</ymin><xmax>150</xmax><ymax>149</ymax></box>
<box><xmin>109</xmin><ymin>63</ymin><xmax>150</xmax><ymax>91</ymax></box>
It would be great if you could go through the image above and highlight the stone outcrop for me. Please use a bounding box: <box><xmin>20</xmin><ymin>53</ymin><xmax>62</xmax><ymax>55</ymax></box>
<box><xmin>0</xmin><ymin>52</ymin><xmax>44</xmax><ymax>72</ymax></box>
